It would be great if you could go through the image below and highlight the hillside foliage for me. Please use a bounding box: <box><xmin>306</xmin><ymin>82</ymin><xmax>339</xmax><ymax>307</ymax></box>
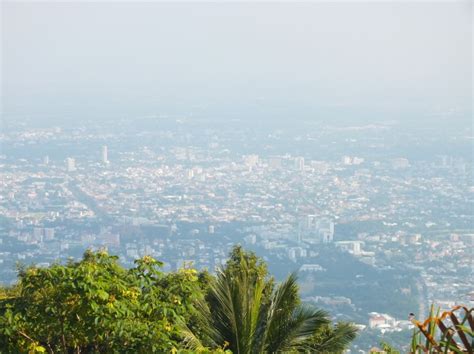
<box><xmin>0</xmin><ymin>246</ymin><xmax>357</xmax><ymax>353</ymax></box>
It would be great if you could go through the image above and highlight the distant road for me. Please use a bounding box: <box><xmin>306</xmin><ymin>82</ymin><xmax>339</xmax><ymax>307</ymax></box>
<box><xmin>67</xmin><ymin>180</ymin><xmax>113</xmax><ymax>223</ymax></box>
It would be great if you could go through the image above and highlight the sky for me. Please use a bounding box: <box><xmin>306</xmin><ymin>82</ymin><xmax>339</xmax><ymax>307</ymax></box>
<box><xmin>1</xmin><ymin>1</ymin><xmax>472</xmax><ymax>125</ymax></box>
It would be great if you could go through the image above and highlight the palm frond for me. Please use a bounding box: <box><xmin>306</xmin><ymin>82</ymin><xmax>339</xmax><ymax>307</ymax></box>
<box><xmin>210</xmin><ymin>268</ymin><xmax>244</xmax><ymax>352</ymax></box>
<box><xmin>183</xmin><ymin>247</ymin><xmax>356</xmax><ymax>354</ymax></box>
<box><xmin>264</xmin><ymin>273</ymin><xmax>330</xmax><ymax>353</ymax></box>
<box><xmin>177</xmin><ymin>318</ymin><xmax>208</xmax><ymax>351</ymax></box>
<box><xmin>304</xmin><ymin>322</ymin><xmax>358</xmax><ymax>353</ymax></box>
<box><xmin>283</xmin><ymin>306</ymin><xmax>331</xmax><ymax>350</ymax></box>
<box><xmin>260</xmin><ymin>273</ymin><xmax>298</xmax><ymax>352</ymax></box>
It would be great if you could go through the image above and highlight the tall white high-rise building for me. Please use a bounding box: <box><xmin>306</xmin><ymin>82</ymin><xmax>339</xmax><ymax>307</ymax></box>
<box><xmin>342</xmin><ymin>156</ymin><xmax>352</xmax><ymax>165</ymax></box>
<box><xmin>187</xmin><ymin>169</ymin><xmax>194</xmax><ymax>179</ymax></box>
<box><xmin>300</xmin><ymin>216</ymin><xmax>335</xmax><ymax>244</ymax></box>
<box><xmin>102</xmin><ymin>145</ymin><xmax>109</xmax><ymax>163</ymax></box>
<box><xmin>295</xmin><ymin>157</ymin><xmax>305</xmax><ymax>171</ymax></box>
<box><xmin>66</xmin><ymin>157</ymin><xmax>76</xmax><ymax>172</ymax></box>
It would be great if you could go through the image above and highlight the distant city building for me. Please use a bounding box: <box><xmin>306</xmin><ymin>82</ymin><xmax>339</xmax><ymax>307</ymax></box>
<box><xmin>288</xmin><ymin>247</ymin><xmax>307</xmax><ymax>261</ymax></box>
<box><xmin>342</xmin><ymin>156</ymin><xmax>352</xmax><ymax>165</ymax></box>
<box><xmin>44</xmin><ymin>228</ymin><xmax>55</xmax><ymax>240</ymax></box>
<box><xmin>244</xmin><ymin>155</ymin><xmax>259</xmax><ymax>168</ymax></box>
<box><xmin>311</xmin><ymin>161</ymin><xmax>329</xmax><ymax>174</ymax></box>
<box><xmin>294</xmin><ymin>157</ymin><xmax>305</xmax><ymax>171</ymax></box>
<box><xmin>342</xmin><ymin>156</ymin><xmax>364</xmax><ymax>166</ymax></box>
<box><xmin>304</xmin><ymin>214</ymin><xmax>318</xmax><ymax>229</ymax></box>
<box><xmin>299</xmin><ymin>264</ymin><xmax>326</xmax><ymax>273</ymax></box>
<box><xmin>335</xmin><ymin>241</ymin><xmax>363</xmax><ymax>255</ymax></box>
<box><xmin>33</xmin><ymin>227</ymin><xmax>43</xmax><ymax>239</ymax></box>
<box><xmin>66</xmin><ymin>158</ymin><xmax>76</xmax><ymax>172</ymax></box>
<box><xmin>268</xmin><ymin>157</ymin><xmax>282</xmax><ymax>169</ymax></box>
<box><xmin>368</xmin><ymin>312</ymin><xmax>397</xmax><ymax>330</ymax></box>
<box><xmin>391</xmin><ymin>158</ymin><xmax>410</xmax><ymax>169</ymax></box>
<box><xmin>300</xmin><ymin>216</ymin><xmax>334</xmax><ymax>244</ymax></box>
<box><xmin>187</xmin><ymin>169</ymin><xmax>194</xmax><ymax>179</ymax></box>
<box><xmin>102</xmin><ymin>145</ymin><xmax>109</xmax><ymax>164</ymax></box>
<box><xmin>369</xmin><ymin>314</ymin><xmax>388</xmax><ymax>329</ymax></box>
<box><xmin>43</xmin><ymin>155</ymin><xmax>49</xmax><ymax>165</ymax></box>
<box><xmin>318</xmin><ymin>223</ymin><xmax>334</xmax><ymax>244</ymax></box>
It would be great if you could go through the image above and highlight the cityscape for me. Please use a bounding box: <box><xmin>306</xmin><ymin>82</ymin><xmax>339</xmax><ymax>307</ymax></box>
<box><xmin>1</xmin><ymin>117</ymin><xmax>472</xmax><ymax>351</ymax></box>
<box><xmin>1</xmin><ymin>1</ymin><xmax>472</xmax><ymax>352</ymax></box>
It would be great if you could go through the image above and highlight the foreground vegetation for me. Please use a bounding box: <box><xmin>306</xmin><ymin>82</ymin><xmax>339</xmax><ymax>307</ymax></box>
<box><xmin>409</xmin><ymin>305</ymin><xmax>473</xmax><ymax>353</ymax></box>
<box><xmin>0</xmin><ymin>246</ymin><xmax>357</xmax><ymax>353</ymax></box>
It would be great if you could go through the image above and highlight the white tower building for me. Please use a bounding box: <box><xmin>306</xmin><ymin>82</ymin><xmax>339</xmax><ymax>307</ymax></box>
<box><xmin>66</xmin><ymin>158</ymin><xmax>76</xmax><ymax>172</ymax></box>
<box><xmin>295</xmin><ymin>157</ymin><xmax>305</xmax><ymax>171</ymax></box>
<box><xmin>102</xmin><ymin>145</ymin><xmax>109</xmax><ymax>164</ymax></box>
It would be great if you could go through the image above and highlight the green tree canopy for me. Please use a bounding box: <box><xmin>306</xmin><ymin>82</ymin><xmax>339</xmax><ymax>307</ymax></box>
<box><xmin>0</xmin><ymin>250</ymin><xmax>206</xmax><ymax>353</ymax></box>
<box><xmin>0</xmin><ymin>246</ymin><xmax>357</xmax><ymax>353</ymax></box>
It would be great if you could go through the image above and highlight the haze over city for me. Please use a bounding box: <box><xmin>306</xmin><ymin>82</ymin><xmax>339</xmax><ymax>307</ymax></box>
<box><xmin>0</xmin><ymin>1</ymin><xmax>473</xmax><ymax>353</ymax></box>
<box><xmin>3</xmin><ymin>1</ymin><xmax>472</xmax><ymax>126</ymax></box>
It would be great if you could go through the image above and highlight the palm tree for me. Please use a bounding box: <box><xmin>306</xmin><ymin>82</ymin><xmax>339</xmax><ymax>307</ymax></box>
<box><xmin>182</xmin><ymin>246</ymin><xmax>357</xmax><ymax>353</ymax></box>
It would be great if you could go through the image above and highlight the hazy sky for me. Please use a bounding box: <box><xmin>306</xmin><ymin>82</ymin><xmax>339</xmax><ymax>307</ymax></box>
<box><xmin>1</xmin><ymin>1</ymin><xmax>472</xmax><ymax>123</ymax></box>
